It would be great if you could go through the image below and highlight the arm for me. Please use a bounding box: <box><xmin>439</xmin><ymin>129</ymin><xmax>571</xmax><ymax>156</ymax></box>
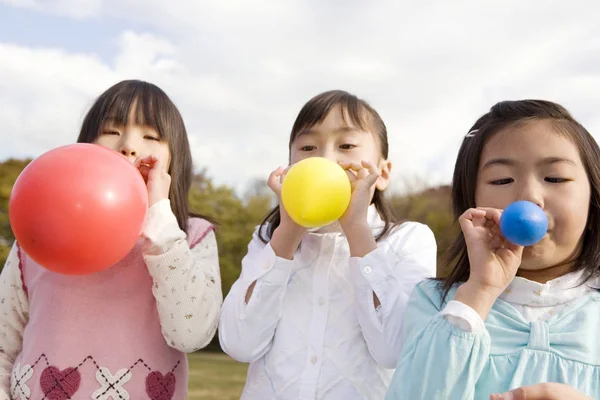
<box><xmin>218</xmin><ymin>226</ymin><xmax>295</xmax><ymax>363</ymax></box>
<box><xmin>385</xmin><ymin>281</ymin><xmax>490</xmax><ymax>400</ymax></box>
<box><xmin>387</xmin><ymin>207</ymin><xmax>523</xmax><ymax>399</ymax></box>
<box><xmin>143</xmin><ymin>200</ymin><xmax>223</xmax><ymax>352</ymax></box>
<box><xmin>349</xmin><ymin>222</ymin><xmax>437</xmax><ymax>368</ymax></box>
<box><xmin>0</xmin><ymin>243</ymin><xmax>29</xmax><ymax>397</ymax></box>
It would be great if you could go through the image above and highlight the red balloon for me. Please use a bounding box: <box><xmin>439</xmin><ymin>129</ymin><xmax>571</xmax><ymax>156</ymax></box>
<box><xmin>9</xmin><ymin>143</ymin><xmax>148</xmax><ymax>275</ymax></box>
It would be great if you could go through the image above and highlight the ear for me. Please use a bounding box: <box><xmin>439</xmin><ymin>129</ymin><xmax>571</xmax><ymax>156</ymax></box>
<box><xmin>376</xmin><ymin>159</ymin><xmax>392</xmax><ymax>191</ymax></box>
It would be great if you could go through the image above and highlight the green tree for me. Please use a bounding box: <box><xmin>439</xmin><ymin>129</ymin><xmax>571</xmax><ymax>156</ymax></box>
<box><xmin>389</xmin><ymin>185</ymin><xmax>455</xmax><ymax>277</ymax></box>
<box><xmin>0</xmin><ymin>159</ymin><xmax>31</xmax><ymax>267</ymax></box>
<box><xmin>188</xmin><ymin>170</ymin><xmax>272</xmax><ymax>297</ymax></box>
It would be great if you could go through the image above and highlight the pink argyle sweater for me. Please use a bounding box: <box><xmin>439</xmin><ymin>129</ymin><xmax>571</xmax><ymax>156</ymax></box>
<box><xmin>5</xmin><ymin>214</ymin><xmax>218</xmax><ymax>400</ymax></box>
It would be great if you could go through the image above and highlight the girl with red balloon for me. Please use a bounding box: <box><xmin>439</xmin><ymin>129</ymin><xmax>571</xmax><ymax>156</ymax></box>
<box><xmin>0</xmin><ymin>80</ymin><xmax>222</xmax><ymax>400</ymax></box>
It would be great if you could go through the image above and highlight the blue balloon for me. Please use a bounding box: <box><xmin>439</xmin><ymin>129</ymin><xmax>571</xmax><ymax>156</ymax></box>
<box><xmin>500</xmin><ymin>201</ymin><xmax>548</xmax><ymax>246</ymax></box>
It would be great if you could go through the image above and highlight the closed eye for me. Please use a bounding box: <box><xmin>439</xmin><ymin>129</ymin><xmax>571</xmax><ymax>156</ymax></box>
<box><xmin>489</xmin><ymin>178</ymin><xmax>514</xmax><ymax>185</ymax></box>
<box><xmin>102</xmin><ymin>130</ymin><xmax>120</xmax><ymax>135</ymax></box>
<box><xmin>144</xmin><ymin>136</ymin><xmax>160</xmax><ymax>141</ymax></box>
<box><xmin>545</xmin><ymin>177</ymin><xmax>569</xmax><ymax>183</ymax></box>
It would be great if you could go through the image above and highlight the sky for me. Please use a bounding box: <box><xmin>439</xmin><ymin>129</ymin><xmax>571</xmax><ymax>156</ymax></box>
<box><xmin>1</xmin><ymin>0</ymin><xmax>599</xmax><ymax>194</ymax></box>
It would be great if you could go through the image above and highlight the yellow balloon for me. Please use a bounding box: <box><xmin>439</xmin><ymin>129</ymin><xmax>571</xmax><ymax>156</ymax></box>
<box><xmin>281</xmin><ymin>157</ymin><xmax>351</xmax><ymax>228</ymax></box>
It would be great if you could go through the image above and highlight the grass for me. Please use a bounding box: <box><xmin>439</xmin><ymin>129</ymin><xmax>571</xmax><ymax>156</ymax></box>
<box><xmin>187</xmin><ymin>352</ymin><xmax>248</xmax><ymax>399</ymax></box>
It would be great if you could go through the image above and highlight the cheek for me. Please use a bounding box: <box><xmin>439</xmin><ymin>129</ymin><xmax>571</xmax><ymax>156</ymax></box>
<box><xmin>474</xmin><ymin>180</ymin><xmax>502</xmax><ymax>208</ymax></box>
<box><xmin>93</xmin><ymin>136</ymin><xmax>118</xmax><ymax>151</ymax></box>
<box><xmin>548</xmin><ymin>191</ymin><xmax>590</xmax><ymax>245</ymax></box>
<box><xmin>289</xmin><ymin>149</ymin><xmax>307</xmax><ymax>164</ymax></box>
<box><xmin>360</xmin><ymin>144</ymin><xmax>383</xmax><ymax>164</ymax></box>
<box><xmin>159</xmin><ymin>147</ymin><xmax>171</xmax><ymax>169</ymax></box>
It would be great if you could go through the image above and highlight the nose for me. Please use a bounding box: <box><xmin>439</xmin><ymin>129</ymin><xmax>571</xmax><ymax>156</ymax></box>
<box><xmin>118</xmin><ymin>137</ymin><xmax>137</xmax><ymax>159</ymax></box>
<box><xmin>517</xmin><ymin>180</ymin><xmax>544</xmax><ymax>209</ymax></box>
<box><xmin>120</xmin><ymin>148</ymin><xmax>136</xmax><ymax>157</ymax></box>
<box><xmin>317</xmin><ymin>147</ymin><xmax>340</xmax><ymax>163</ymax></box>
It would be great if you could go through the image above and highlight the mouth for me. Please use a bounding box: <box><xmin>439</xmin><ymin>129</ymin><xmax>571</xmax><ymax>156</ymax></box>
<box><xmin>524</xmin><ymin>232</ymin><xmax>550</xmax><ymax>248</ymax></box>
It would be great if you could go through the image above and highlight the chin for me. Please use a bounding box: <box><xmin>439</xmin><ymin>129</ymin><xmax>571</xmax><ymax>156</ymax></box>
<box><xmin>520</xmin><ymin>245</ymin><xmax>554</xmax><ymax>270</ymax></box>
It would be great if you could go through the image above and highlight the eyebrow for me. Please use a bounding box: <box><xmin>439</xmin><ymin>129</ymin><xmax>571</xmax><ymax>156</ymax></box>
<box><xmin>296</xmin><ymin>126</ymin><xmax>361</xmax><ymax>137</ymax></box>
<box><xmin>482</xmin><ymin>157</ymin><xmax>576</xmax><ymax>170</ymax></box>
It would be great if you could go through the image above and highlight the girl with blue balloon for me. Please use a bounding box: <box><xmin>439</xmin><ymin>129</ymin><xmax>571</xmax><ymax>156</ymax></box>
<box><xmin>386</xmin><ymin>100</ymin><xmax>600</xmax><ymax>400</ymax></box>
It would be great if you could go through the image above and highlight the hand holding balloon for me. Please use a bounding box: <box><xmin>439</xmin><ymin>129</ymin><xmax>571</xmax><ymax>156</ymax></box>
<box><xmin>266</xmin><ymin>165</ymin><xmax>307</xmax><ymax>260</ymax></box>
<box><xmin>337</xmin><ymin>160</ymin><xmax>380</xmax><ymax>233</ymax></box>
<box><xmin>134</xmin><ymin>155</ymin><xmax>171</xmax><ymax>207</ymax></box>
<box><xmin>454</xmin><ymin>201</ymin><xmax>548</xmax><ymax>320</ymax></box>
<box><xmin>268</xmin><ymin>165</ymin><xmax>305</xmax><ymax>233</ymax></box>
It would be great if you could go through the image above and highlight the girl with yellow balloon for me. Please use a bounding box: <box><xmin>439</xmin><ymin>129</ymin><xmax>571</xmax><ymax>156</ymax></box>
<box><xmin>219</xmin><ymin>90</ymin><xmax>437</xmax><ymax>399</ymax></box>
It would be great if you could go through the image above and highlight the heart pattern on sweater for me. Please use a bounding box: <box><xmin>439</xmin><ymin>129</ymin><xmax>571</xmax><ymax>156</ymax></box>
<box><xmin>40</xmin><ymin>366</ymin><xmax>81</xmax><ymax>400</ymax></box>
<box><xmin>146</xmin><ymin>371</ymin><xmax>176</xmax><ymax>400</ymax></box>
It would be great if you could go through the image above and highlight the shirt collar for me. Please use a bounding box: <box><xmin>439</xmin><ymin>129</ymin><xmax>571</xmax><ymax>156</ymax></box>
<box><xmin>499</xmin><ymin>269</ymin><xmax>595</xmax><ymax>307</ymax></box>
<box><xmin>307</xmin><ymin>204</ymin><xmax>384</xmax><ymax>235</ymax></box>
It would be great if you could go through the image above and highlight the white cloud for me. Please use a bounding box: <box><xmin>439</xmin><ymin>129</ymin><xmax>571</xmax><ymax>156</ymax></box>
<box><xmin>1</xmin><ymin>0</ymin><xmax>102</xmax><ymax>18</ymax></box>
<box><xmin>1</xmin><ymin>1</ymin><xmax>600</xmax><ymax>194</ymax></box>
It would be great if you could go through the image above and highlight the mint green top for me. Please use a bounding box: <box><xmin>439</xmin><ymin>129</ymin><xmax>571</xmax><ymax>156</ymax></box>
<box><xmin>386</xmin><ymin>280</ymin><xmax>600</xmax><ymax>400</ymax></box>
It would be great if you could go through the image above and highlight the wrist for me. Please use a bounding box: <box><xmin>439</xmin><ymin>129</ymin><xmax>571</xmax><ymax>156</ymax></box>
<box><xmin>270</xmin><ymin>225</ymin><xmax>305</xmax><ymax>260</ymax></box>
<box><xmin>454</xmin><ymin>281</ymin><xmax>501</xmax><ymax>321</ymax></box>
<box><xmin>149</xmin><ymin>195</ymin><xmax>169</xmax><ymax>207</ymax></box>
<box><xmin>345</xmin><ymin>223</ymin><xmax>376</xmax><ymax>257</ymax></box>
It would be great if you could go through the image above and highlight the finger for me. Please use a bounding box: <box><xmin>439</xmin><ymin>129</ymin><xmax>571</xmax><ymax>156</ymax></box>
<box><xmin>490</xmin><ymin>224</ymin><xmax>501</xmax><ymax>235</ymax></box>
<box><xmin>363</xmin><ymin>167</ymin><xmax>380</xmax><ymax>187</ymax></box>
<box><xmin>134</xmin><ymin>157</ymin><xmax>151</xmax><ymax>182</ymax></box>
<box><xmin>458</xmin><ymin>208</ymin><xmax>487</xmax><ymax>232</ymax></box>
<box><xmin>500</xmin><ymin>383</ymin><xmax>558</xmax><ymax>400</ymax></box>
<box><xmin>484</xmin><ymin>217</ymin><xmax>496</xmax><ymax>229</ymax></box>
<box><xmin>344</xmin><ymin>169</ymin><xmax>358</xmax><ymax>183</ymax></box>
<box><xmin>138</xmin><ymin>164</ymin><xmax>151</xmax><ymax>182</ymax></box>
<box><xmin>504</xmin><ymin>241</ymin><xmax>524</xmax><ymax>257</ymax></box>
<box><xmin>150</xmin><ymin>156</ymin><xmax>165</xmax><ymax>175</ymax></box>
<box><xmin>362</xmin><ymin>160</ymin><xmax>379</xmax><ymax>176</ymax></box>
<box><xmin>459</xmin><ymin>208</ymin><xmax>487</xmax><ymax>222</ymax></box>
<box><xmin>476</xmin><ymin>207</ymin><xmax>503</xmax><ymax>225</ymax></box>
<box><xmin>338</xmin><ymin>160</ymin><xmax>363</xmax><ymax>172</ymax></box>
<box><xmin>279</xmin><ymin>164</ymin><xmax>295</xmax><ymax>184</ymax></box>
<box><xmin>338</xmin><ymin>161</ymin><xmax>352</xmax><ymax>170</ymax></box>
<box><xmin>357</xmin><ymin>166</ymin><xmax>370</xmax><ymax>180</ymax></box>
<box><xmin>268</xmin><ymin>167</ymin><xmax>285</xmax><ymax>192</ymax></box>
<box><xmin>489</xmin><ymin>234</ymin><xmax>505</xmax><ymax>250</ymax></box>
<box><xmin>341</xmin><ymin>160</ymin><xmax>379</xmax><ymax>186</ymax></box>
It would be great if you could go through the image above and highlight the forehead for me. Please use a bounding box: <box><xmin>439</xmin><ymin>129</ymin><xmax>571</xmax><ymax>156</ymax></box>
<box><xmin>296</xmin><ymin>105</ymin><xmax>369</xmax><ymax>137</ymax></box>
<box><xmin>480</xmin><ymin>120</ymin><xmax>582</xmax><ymax>164</ymax></box>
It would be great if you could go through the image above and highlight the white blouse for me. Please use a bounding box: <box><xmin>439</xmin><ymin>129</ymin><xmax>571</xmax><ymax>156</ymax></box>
<box><xmin>219</xmin><ymin>205</ymin><xmax>437</xmax><ymax>400</ymax></box>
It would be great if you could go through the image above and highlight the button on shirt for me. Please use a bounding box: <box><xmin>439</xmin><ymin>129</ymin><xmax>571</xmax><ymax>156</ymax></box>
<box><xmin>219</xmin><ymin>206</ymin><xmax>437</xmax><ymax>399</ymax></box>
